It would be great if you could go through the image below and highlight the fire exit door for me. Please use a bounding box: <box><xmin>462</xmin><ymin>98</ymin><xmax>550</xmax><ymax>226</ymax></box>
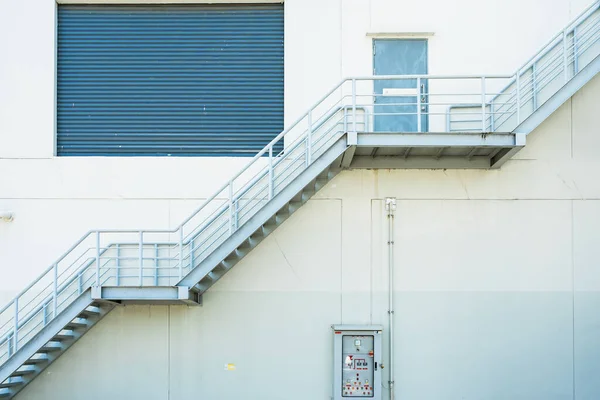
<box><xmin>373</xmin><ymin>39</ymin><xmax>428</xmax><ymax>132</ymax></box>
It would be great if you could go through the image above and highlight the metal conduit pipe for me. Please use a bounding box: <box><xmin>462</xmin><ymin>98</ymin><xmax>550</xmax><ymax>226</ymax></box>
<box><xmin>385</xmin><ymin>197</ymin><xmax>397</xmax><ymax>400</ymax></box>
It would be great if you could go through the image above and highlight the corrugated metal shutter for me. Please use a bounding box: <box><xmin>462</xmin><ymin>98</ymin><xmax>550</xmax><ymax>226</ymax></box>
<box><xmin>57</xmin><ymin>4</ymin><xmax>284</xmax><ymax>156</ymax></box>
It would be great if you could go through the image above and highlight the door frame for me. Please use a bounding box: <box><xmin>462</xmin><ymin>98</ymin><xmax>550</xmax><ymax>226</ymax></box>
<box><xmin>372</xmin><ymin>38</ymin><xmax>429</xmax><ymax>133</ymax></box>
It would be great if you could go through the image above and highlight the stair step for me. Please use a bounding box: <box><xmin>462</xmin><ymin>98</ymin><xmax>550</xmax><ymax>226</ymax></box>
<box><xmin>78</xmin><ymin>307</ymin><xmax>100</xmax><ymax>318</ymax></box>
<box><xmin>65</xmin><ymin>321</ymin><xmax>88</xmax><ymax>330</ymax></box>
<box><xmin>38</xmin><ymin>343</ymin><xmax>62</xmax><ymax>353</ymax></box>
<box><xmin>0</xmin><ymin>380</ymin><xmax>22</xmax><ymax>389</ymax></box>
<box><xmin>10</xmin><ymin>369</ymin><xmax>35</xmax><ymax>377</ymax></box>
<box><xmin>23</xmin><ymin>358</ymin><xmax>49</xmax><ymax>366</ymax></box>
<box><xmin>53</xmin><ymin>333</ymin><xmax>75</xmax><ymax>341</ymax></box>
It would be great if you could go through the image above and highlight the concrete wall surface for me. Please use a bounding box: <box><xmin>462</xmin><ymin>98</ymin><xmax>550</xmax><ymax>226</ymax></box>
<box><xmin>11</xmin><ymin>73</ymin><xmax>600</xmax><ymax>399</ymax></box>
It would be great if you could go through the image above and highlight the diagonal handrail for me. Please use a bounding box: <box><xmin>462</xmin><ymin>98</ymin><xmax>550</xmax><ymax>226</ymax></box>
<box><xmin>448</xmin><ymin>0</ymin><xmax>600</xmax><ymax>132</ymax></box>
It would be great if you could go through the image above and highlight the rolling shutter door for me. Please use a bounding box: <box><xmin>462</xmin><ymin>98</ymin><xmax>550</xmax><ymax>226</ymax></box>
<box><xmin>57</xmin><ymin>4</ymin><xmax>284</xmax><ymax>156</ymax></box>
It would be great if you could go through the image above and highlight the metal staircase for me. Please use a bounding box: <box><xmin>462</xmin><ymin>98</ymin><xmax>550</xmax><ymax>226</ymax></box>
<box><xmin>1</xmin><ymin>1</ymin><xmax>600</xmax><ymax>397</ymax></box>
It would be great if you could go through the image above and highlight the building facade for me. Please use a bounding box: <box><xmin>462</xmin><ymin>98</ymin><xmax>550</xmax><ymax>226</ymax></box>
<box><xmin>1</xmin><ymin>0</ymin><xmax>600</xmax><ymax>399</ymax></box>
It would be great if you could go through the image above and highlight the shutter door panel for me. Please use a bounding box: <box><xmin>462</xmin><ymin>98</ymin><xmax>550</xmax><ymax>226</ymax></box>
<box><xmin>57</xmin><ymin>5</ymin><xmax>284</xmax><ymax>156</ymax></box>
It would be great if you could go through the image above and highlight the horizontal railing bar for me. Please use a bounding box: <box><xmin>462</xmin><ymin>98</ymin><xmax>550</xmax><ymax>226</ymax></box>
<box><xmin>352</xmin><ymin>74</ymin><xmax>514</xmax><ymax>80</ymax></box>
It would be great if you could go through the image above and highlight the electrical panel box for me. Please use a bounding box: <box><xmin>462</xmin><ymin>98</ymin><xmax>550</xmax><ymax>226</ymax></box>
<box><xmin>332</xmin><ymin>325</ymin><xmax>383</xmax><ymax>400</ymax></box>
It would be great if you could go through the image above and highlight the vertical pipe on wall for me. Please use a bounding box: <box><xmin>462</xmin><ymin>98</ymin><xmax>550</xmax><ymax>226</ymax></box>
<box><xmin>385</xmin><ymin>198</ymin><xmax>397</xmax><ymax>400</ymax></box>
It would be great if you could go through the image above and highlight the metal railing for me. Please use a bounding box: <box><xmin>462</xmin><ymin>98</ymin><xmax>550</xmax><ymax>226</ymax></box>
<box><xmin>449</xmin><ymin>1</ymin><xmax>600</xmax><ymax>132</ymax></box>
<box><xmin>2</xmin><ymin>0</ymin><xmax>599</xmax><ymax>369</ymax></box>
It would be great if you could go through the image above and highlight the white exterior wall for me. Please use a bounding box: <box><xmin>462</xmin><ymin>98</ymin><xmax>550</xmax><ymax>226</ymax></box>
<box><xmin>1</xmin><ymin>0</ymin><xmax>600</xmax><ymax>399</ymax></box>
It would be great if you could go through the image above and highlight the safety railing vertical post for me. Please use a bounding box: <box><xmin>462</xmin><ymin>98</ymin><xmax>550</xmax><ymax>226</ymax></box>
<box><xmin>306</xmin><ymin>111</ymin><xmax>312</xmax><ymax>166</ymax></box>
<box><xmin>516</xmin><ymin>71</ymin><xmax>521</xmax><ymax>125</ymax></box>
<box><xmin>116</xmin><ymin>244</ymin><xmax>120</xmax><ymax>286</ymax></box>
<box><xmin>139</xmin><ymin>231</ymin><xmax>144</xmax><ymax>286</ymax></box>
<box><xmin>53</xmin><ymin>263</ymin><xmax>58</xmax><ymax>317</ymax></box>
<box><xmin>95</xmin><ymin>231</ymin><xmax>100</xmax><ymax>286</ymax></box>
<box><xmin>154</xmin><ymin>244</ymin><xmax>159</xmax><ymax>286</ymax></box>
<box><xmin>417</xmin><ymin>77</ymin><xmax>422</xmax><ymax>133</ymax></box>
<box><xmin>563</xmin><ymin>30</ymin><xmax>569</xmax><ymax>82</ymax></box>
<box><xmin>178</xmin><ymin>228</ymin><xmax>183</xmax><ymax>280</ymax></box>
<box><xmin>574</xmin><ymin>26</ymin><xmax>579</xmax><ymax>74</ymax></box>
<box><xmin>352</xmin><ymin>79</ymin><xmax>357</xmax><ymax>132</ymax></box>
<box><xmin>42</xmin><ymin>302</ymin><xmax>48</xmax><ymax>326</ymax></box>
<box><xmin>268</xmin><ymin>146</ymin><xmax>274</xmax><ymax>200</ymax></box>
<box><xmin>343</xmin><ymin>106</ymin><xmax>348</xmax><ymax>132</ymax></box>
<box><xmin>13</xmin><ymin>297</ymin><xmax>18</xmax><ymax>353</ymax></box>
<box><xmin>228</xmin><ymin>180</ymin><xmax>234</xmax><ymax>235</ymax></box>
<box><xmin>481</xmin><ymin>77</ymin><xmax>487</xmax><ymax>132</ymax></box>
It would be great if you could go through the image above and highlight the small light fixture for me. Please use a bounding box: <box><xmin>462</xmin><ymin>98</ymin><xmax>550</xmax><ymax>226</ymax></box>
<box><xmin>0</xmin><ymin>212</ymin><xmax>14</xmax><ymax>222</ymax></box>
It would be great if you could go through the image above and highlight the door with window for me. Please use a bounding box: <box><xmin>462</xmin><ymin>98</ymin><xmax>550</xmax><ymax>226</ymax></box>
<box><xmin>373</xmin><ymin>39</ymin><xmax>428</xmax><ymax>132</ymax></box>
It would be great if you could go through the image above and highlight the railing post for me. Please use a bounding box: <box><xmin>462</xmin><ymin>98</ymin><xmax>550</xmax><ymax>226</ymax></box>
<box><xmin>190</xmin><ymin>239</ymin><xmax>195</xmax><ymax>273</ymax></box>
<box><xmin>352</xmin><ymin>79</ymin><xmax>357</xmax><ymax>132</ymax></box>
<box><xmin>95</xmin><ymin>231</ymin><xmax>100</xmax><ymax>286</ymax></box>
<box><xmin>228</xmin><ymin>180</ymin><xmax>234</xmax><ymax>235</ymax></box>
<box><xmin>343</xmin><ymin>106</ymin><xmax>348</xmax><ymax>132</ymax></box>
<box><xmin>7</xmin><ymin>332</ymin><xmax>13</xmax><ymax>357</ymax></box>
<box><xmin>268</xmin><ymin>146</ymin><xmax>274</xmax><ymax>200</ymax></box>
<box><xmin>416</xmin><ymin>77</ymin><xmax>422</xmax><ymax>133</ymax></box>
<box><xmin>115</xmin><ymin>243</ymin><xmax>120</xmax><ymax>286</ymax></box>
<box><xmin>154</xmin><ymin>243</ymin><xmax>159</xmax><ymax>286</ymax></box>
<box><xmin>573</xmin><ymin>26</ymin><xmax>579</xmax><ymax>74</ymax></box>
<box><xmin>139</xmin><ymin>231</ymin><xmax>144</xmax><ymax>286</ymax></box>
<box><xmin>516</xmin><ymin>71</ymin><xmax>521</xmax><ymax>125</ymax></box>
<box><xmin>563</xmin><ymin>30</ymin><xmax>569</xmax><ymax>82</ymax></box>
<box><xmin>13</xmin><ymin>297</ymin><xmax>18</xmax><ymax>353</ymax></box>
<box><xmin>178</xmin><ymin>229</ymin><xmax>183</xmax><ymax>280</ymax></box>
<box><xmin>481</xmin><ymin>77</ymin><xmax>486</xmax><ymax>132</ymax></box>
<box><xmin>53</xmin><ymin>263</ymin><xmax>58</xmax><ymax>317</ymax></box>
<box><xmin>306</xmin><ymin>111</ymin><xmax>312</xmax><ymax>166</ymax></box>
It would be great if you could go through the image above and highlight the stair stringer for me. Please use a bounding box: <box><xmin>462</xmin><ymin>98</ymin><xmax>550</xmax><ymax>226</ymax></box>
<box><xmin>178</xmin><ymin>135</ymin><xmax>349</xmax><ymax>293</ymax></box>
